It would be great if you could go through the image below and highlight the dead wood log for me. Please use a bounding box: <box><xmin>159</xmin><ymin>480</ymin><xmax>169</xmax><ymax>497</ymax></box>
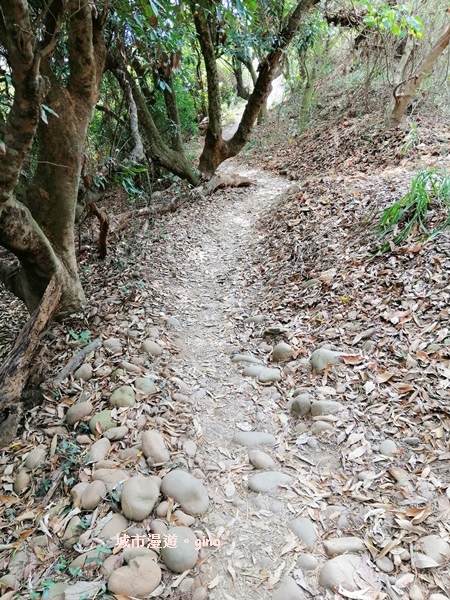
<box><xmin>0</xmin><ymin>277</ymin><xmax>62</xmax><ymax>447</ymax></box>
<box><xmin>52</xmin><ymin>336</ymin><xmax>101</xmax><ymax>386</ymax></box>
<box><xmin>114</xmin><ymin>194</ymin><xmax>190</xmax><ymax>234</ymax></box>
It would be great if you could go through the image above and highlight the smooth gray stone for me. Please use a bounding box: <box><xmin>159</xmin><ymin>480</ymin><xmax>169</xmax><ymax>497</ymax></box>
<box><xmin>249</xmin><ymin>471</ymin><xmax>293</xmax><ymax>494</ymax></box>
<box><xmin>419</xmin><ymin>535</ymin><xmax>450</xmax><ymax>565</ymax></box>
<box><xmin>248</xmin><ymin>449</ymin><xmax>276</xmax><ymax>470</ymax></box>
<box><xmin>319</xmin><ymin>554</ymin><xmax>362</xmax><ymax>591</ymax></box>
<box><xmin>290</xmin><ymin>517</ymin><xmax>318</xmax><ymax>549</ymax></box>
<box><xmin>296</xmin><ymin>553</ymin><xmax>319</xmax><ymax>571</ymax></box>
<box><xmin>160</xmin><ymin>526</ymin><xmax>198</xmax><ymax>573</ymax></box>
<box><xmin>231</xmin><ymin>353</ymin><xmax>263</xmax><ymax>364</ymax></box>
<box><xmin>161</xmin><ymin>469</ymin><xmax>209</xmax><ymax>515</ymax></box>
<box><xmin>242</xmin><ymin>365</ymin><xmax>265</xmax><ymax>377</ymax></box>
<box><xmin>288</xmin><ymin>394</ymin><xmax>311</xmax><ymax>417</ymax></box>
<box><xmin>272</xmin><ymin>576</ymin><xmax>305</xmax><ymax>600</ymax></box>
<box><xmin>258</xmin><ymin>367</ymin><xmax>282</xmax><ymax>383</ymax></box>
<box><xmin>323</xmin><ymin>537</ymin><xmax>365</xmax><ymax>556</ymax></box>
<box><xmin>310</xmin><ymin>400</ymin><xmax>343</xmax><ymax>416</ymax></box>
<box><xmin>271</xmin><ymin>342</ymin><xmax>293</xmax><ymax>362</ymax></box>
<box><xmin>310</xmin><ymin>348</ymin><xmax>343</xmax><ymax>373</ymax></box>
<box><xmin>233</xmin><ymin>431</ymin><xmax>276</xmax><ymax>447</ymax></box>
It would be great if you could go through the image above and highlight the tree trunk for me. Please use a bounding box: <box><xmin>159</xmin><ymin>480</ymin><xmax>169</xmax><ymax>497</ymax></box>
<box><xmin>299</xmin><ymin>59</ymin><xmax>317</xmax><ymax>128</ymax></box>
<box><xmin>123</xmin><ymin>69</ymin><xmax>201</xmax><ymax>185</ymax></box>
<box><xmin>389</xmin><ymin>24</ymin><xmax>450</xmax><ymax>127</ymax></box>
<box><xmin>392</xmin><ymin>36</ymin><xmax>414</xmax><ymax>88</ymax></box>
<box><xmin>193</xmin><ymin>0</ymin><xmax>319</xmax><ymax>176</ymax></box>
<box><xmin>0</xmin><ymin>0</ymin><xmax>107</xmax><ymax>314</ymax></box>
<box><xmin>112</xmin><ymin>69</ymin><xmax>146</xmax><ymax>164</ymax></box>
<box><xmin>233</xmin><ymin>59</ymin><xmax>250</xmax><ymax>100</ymax></box>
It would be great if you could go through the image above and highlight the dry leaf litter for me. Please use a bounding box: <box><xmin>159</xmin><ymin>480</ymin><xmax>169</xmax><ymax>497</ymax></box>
<box><xmin>0</xmin><ymin>113</ymin><xmax>449</xmax><ymax>600</ymax></box>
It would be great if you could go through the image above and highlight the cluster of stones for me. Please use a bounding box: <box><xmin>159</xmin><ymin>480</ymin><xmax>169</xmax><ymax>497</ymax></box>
<box><xmin>232</xmin><ymin>324</ymin><xmax>450</xmax><ymax>599</ymax></box>
<box><xmin>9</xmin><ymin>333</ymin><xmax>211</xmax><ymax>600</ymax></box>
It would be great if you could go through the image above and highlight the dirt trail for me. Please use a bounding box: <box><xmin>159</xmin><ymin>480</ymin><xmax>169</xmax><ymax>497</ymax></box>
<box><xmin>151</xmin><ymin>161</ymin><xmax>303</xmax><ymax>598</ymax></box>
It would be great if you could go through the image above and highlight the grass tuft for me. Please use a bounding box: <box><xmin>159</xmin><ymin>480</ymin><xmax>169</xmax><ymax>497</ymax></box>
<box><xmin>372</xmin><ymin>168</ymin><xmax>450</xmax><ymax>254</ymax></box>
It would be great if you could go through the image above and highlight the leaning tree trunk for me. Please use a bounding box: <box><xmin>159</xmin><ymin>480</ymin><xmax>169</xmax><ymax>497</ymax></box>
<box><xmin>0</xmin><ymin>277</ymin><xmax>61</xmax><ymax>447</ymax></box>
<box><xmin>389</xmin><ymin>23</ymin><xmax>450</xmax><ymax>127</ymax></box>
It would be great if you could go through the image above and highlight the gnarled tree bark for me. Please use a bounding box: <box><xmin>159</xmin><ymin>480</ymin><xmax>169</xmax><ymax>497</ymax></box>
<box><xmin>0</xmin><ymin>277</ymin><xmax>61</xmax><ymax>447</ymax></box>
<box><xmin>191</xmin><ymin>0</ymin><xmax>319</xmax><ymax>176</ymax></box>
<box><xmin>389</xmin><ymin>23</ymin><xmax>450</xmax><ymax>127</ymax></box>
<box><xmin>0</xmin><ymin>0</ymin><xmax>106</xmax><ymax>313</ymax></box>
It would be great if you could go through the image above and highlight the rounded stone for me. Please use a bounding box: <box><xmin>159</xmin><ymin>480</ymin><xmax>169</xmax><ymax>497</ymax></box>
<box><xmin>103</xmin><ymin>338</ymin><xmax>122</xmax><ymax>352</ymax></box>
<box><xmin>161</xmin><ymin>469</ymin><xmax>209</xmax><ymax>515</ymax></box>
<box><xmin>107</xmin><ymin>555</ymin><xmax>161</xmax><ymax>598</ymax></box>
<box><xmin>418</xmin><ymin>535</ymin><xmax>450</xmax><ymax>565</ymax></box>
<box><xmin>14</xmin><ymin>469</ymin><xmax>31</xmax><ymax>495</ymax></box>
<box><xmin>62</xmin><ymin>516</ymin><xmax>82</xmax><ymax>549</ymax></box>
<box><xmin>290</xmin><ymin>517</ymin><xmax>318</xmax><ymax>549</ymax></box>
<box><xmin>311</xmin><ymin>400</ymin><xmax>343</xmax><ymax>416</ymax></box>
<box><xmin>183</xmin><ymin>440</ymin><xmax>197</xmax><ymax>457</ymax></box>
<box><xmin>120</xmin><ymin>361</ymin><xmax>141</xmax><ymax>374</ymax></box>
<box><xmin>160</xmin><ymin>526</ymin><xmax>199</xmax><ymax>573</ymax></box>
<box><xmin>311</xmin><ymin>421</ymin><xmax>334</xmax><ymax>435</ymax></box>
<box><xmin>249</xmin><ymin>471</ymin><xmax>293</xmax><ymax>495</ymax></box>
<box><xmin>70</xmin><ymin>482</ymin><xmax>89</xmax><ymax>507</ymax></box>
<box><xmin>74</xmin><ymin>364</ymin><xmax>93</xmax><ymax>381</ymax></box>
<box><xmin>134</xmin><ymin>377</ymin><xmax>158</xmax><ymax>395</ymax></box>
<box><xmin>243</xmin><ymin>365</ymin><xmax>264</xmax><ymax>377</ymax></box>
<box><xmin>89</xmin><ymin>410</ymin><xmax>115</xmax><ymax>434</ymax></box>
<box><xmin>109</xmin><ymin>385</ymin><xmax>136</xmax><ymax>408</ymax></box>
<box><xmin>85</xmin><ymin>438</ymin><xmax>110</xmax><ymax>463</ymax></box>
<box><xmin>271</xmin><ymin>342</ymin><xmax>293</xmax><ymax>362</ymax></box>
<box><xmin>25</xmin><ymin>445</ymin><xmax>47</xmax><ymax>470</ymax></box>
<box><xmin>310</xmin><ymin>348</ymin><xmax>343</xmax><ymax>373</ymax></box>
<box><xmin>296</xmin><ymin>553</ymin><xmax>319</xmax><ymax>570</ymax></box>
<box><xmin>173</xmin><ymin>510</ymin><xmax>195</xmax><ymax>526</ymax></box>
<box><xmin>121</xmin><ymin>475</ymin><xmax>160</xmax><ymax>521</ymax></box>
<box><xmin>66</xmin><ymin>401</ymin><xmax>93</xmax><ymax>426</ymax></box>
<box><xmin>287</xmin><ymin>394</ymin><xmax>311</xmax><ymax>417</ymax></box>
<box><xmin>98</xmin><ymin>513</ymin><xmax>129</xmax><ymax>541</ymax></box>
<box><xmin>156</xmin><ymin>501</ymin><xmax>169</xmax><ymax>517</ymax></box>
<box><xmin>323</xmin><ymin>537</ymin><xmax>365</xmax><ymax>556</ymax></box>
<box><xmin>376</xmin><ymin>556</ymin><xmax>394</xmax><ymax>573</ymax></box>
<box><xmin>110</xmin><ymin>368</ymin><xmax>125</xmax><ymax>382</ymax></box>
<box><xmin>258</xmin><ymin>367</ymin><xmax>282</xmax><ymax>384</ymax></box>
<box><xmin>233</xmin><ymin>431</ymin><xmax>276</xmax><ymax>448</ymax></box>
<box><xmin>151</xmin><ymin>519</ymin><xmax>168</xmax><ymax>537</ymax></box>
<box><xmin>319</xmin><ymin>554</ymin><xmax>362</xmax><ymax>591</ymax></box>
<box><xmin>123</xmin><ymin>547</ymin><xmax>158</xmax><ymax>563</ymax></box>
<box><xmin>141</xmin><ymin>339</ymin><xmax>163</xmax><ymax>356</ymax></box>
<box><xmin>101</xmin><ymin>554</ymin><xmax>123</xmax><ymax>577</ymax></box>
<box><xmin>272</xmin><ymin>576</ymin><xmax>304</xmax><ymax>600</ymax></box>
<box><xmin>93</xmin><ymin>468</ymin><xmax>129</xmax><ymax>491</ymax></box>
<box><xmin>231</xmin><ymin>353</ymin><xmax>263</xmax><ymax>364</ymax></box>
<box><xmin>379</xmin><ymin>439</ymin><xmax>398</xmax><ymax>457</ymax></box>
<box><xmin>248</xmin><ymin>449</ymin><xmax>276</xmax><ymax>470</ymax></box>
<box><xmin>103</xmin><ymin>426</ymin><xmax>129</xmax><ymax>441</ymax></box>
<box><xmin>142</xmin><ymin>430</ymin><xmax>170</xmax><ymax>464</ymax></box>
<box><xmin>81</xmin><ymin>480</ymin><xmax>107</xmax><ymax>510</ymax></box>
<box><xmin>192</xmin><ymin>587</ymin><xmax>208</xmax><ymax>600</ymax></box>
